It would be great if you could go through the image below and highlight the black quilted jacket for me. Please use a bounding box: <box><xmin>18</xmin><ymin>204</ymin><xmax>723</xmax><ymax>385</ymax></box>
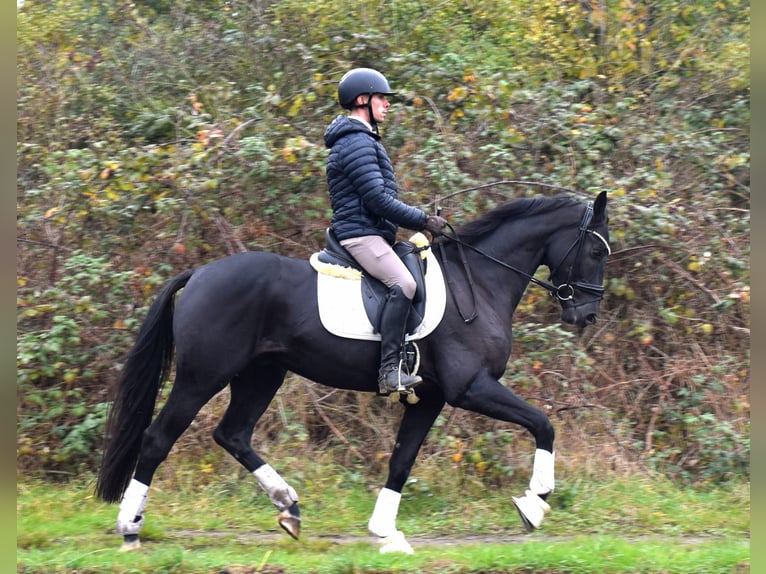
<box><xmin>324</xmin><ymin>115</ymin><xmax>427</xmax><ymax>244</ymax></box>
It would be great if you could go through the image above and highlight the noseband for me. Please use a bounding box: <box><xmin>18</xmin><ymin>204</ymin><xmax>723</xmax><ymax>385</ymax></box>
<box><xmin>439</xmin><ymin>201</ymin><xmax>610</xmax><ymax>323</ymax></box>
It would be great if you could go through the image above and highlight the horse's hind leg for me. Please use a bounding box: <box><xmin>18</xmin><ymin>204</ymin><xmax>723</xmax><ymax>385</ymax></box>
<box><xmin>212</xmin><ymin>361</ymin><xmax>301</xmax><ymax>539</ymax></box>
<box><xmin>117</xmin><ymin>372</ymin><xmax>222</xmax><ymax>549</ymax></box>
<box><xmin>452</xmin><ymin>370</ymin><xmax>556</xmax><ymax>531</ymax></box>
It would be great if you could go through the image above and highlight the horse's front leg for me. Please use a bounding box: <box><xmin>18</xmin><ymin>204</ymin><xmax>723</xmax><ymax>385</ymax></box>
<box><xmin>369</xmin><ymin>390</ymin><xmax>445</xmax><ymax>553</ymax></box>
<box><xmin>451</xmin><ymin>370</ymin><xmax>555</xmax><ymax>531</ymax></box>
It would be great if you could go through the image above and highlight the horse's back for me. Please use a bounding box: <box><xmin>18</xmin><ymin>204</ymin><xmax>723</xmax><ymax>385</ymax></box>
<box><xmin>181</xmin><ymin>251</ymin><xmax>311</xmax><ymax>297</ymax></box>
<box><xmin>173</xmin><ymin>251</ymin><xmax>315</xmax><ymax>352</ymax></box>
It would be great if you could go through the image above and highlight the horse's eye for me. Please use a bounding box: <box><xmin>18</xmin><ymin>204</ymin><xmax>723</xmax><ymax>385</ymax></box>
<box><xmin>592</xmin><ymin>246</ymin><xmax>606</xmax><ymax>258</ymax></box>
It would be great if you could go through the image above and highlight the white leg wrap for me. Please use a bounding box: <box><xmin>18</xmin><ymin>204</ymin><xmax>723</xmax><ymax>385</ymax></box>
<box><xmin>253</xmin><ymin>464</ymin><xmax>299</xmax><ymax>511</ymax></box>
<box><xmin>528</xmin><ymin>449</ymin><xmax>555</xmax><ymax>496</ymax></box>
<box><xmin>116</xmin><ymin>479</ymin><xmax>149</xmax><ymax>536</ymax></box>
<box><xmin>368</xmin><ymin>488</ymin><xmax>401</xmax><ymax>538</ymax></box>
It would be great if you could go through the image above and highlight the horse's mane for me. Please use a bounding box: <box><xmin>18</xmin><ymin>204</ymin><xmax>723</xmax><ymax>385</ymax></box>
<box><xmin>450</xmin><ymin>195</ymin><xmax>581</xmax><ymax>242</ymax></box>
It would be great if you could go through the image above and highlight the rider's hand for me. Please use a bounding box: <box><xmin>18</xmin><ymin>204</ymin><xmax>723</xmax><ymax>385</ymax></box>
<box><xmin>424</xmin><ymin>215</ymin><xmax>448</xmax><ymax>236</ymax></box>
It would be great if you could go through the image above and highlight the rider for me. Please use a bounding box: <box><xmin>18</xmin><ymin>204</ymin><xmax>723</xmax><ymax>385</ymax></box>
<box><xmin>324</xmin><ymin>67</ymin><xmax>448</xmax><ymax>395</ymax></box>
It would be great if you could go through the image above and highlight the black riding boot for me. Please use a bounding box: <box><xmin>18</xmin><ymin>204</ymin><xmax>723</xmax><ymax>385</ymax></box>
<box><xmin>377</xmin><ymin>285</ymin><xmax>422</xmax><ymax>394</ymax></box>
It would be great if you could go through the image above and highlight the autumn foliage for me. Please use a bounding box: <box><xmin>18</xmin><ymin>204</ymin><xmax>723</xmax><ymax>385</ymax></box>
<box><xmin>17</xmin><ymin>0</ymin><xmax>749</xmax><ymax>485</ymax></box>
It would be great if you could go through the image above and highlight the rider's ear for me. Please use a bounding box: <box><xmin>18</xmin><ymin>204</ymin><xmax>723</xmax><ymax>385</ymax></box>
<box><xmin>593</xmin><ymin>191</ymin><xmax>607</xmax><ymax>223</ymax></box>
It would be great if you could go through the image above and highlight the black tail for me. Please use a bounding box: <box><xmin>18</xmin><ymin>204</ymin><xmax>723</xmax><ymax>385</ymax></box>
<box><xmin>95</xmin><ymin>269</ymin><xmax>194</xmax><ymax>503</ymax></box>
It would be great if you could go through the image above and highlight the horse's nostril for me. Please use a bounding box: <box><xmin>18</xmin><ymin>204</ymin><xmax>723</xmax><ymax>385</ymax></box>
<box><xmin>586</xmin><ymin>314</ymin><xmax>597</xmax><ymax>325</ymax></box>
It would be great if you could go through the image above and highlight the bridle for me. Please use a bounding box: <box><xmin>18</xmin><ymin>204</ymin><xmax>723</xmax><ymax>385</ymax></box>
<box><xmin>438</xmin><ymin>201</ymin><xmax>611</xmax><ymax>323</ymax></box>
<box><xmin>545</xmin><ymin>201</ymin><xmax>611</xmax><ymax>302</ymax></box>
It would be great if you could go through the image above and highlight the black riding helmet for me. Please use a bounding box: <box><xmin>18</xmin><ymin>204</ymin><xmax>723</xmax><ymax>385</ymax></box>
<box><xmin>337</xmin><ymin>67</ymin><xmax>396</xmax><ymax>109</ymax></box>
<box><xmin>337</xmin><ymin>68</ymin><xmax>396</xmax><ymax>133</ymax></box>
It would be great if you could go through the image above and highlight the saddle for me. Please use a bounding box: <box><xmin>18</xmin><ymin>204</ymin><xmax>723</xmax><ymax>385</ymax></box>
<box><xmin>316</xmin><ymin>228</ymin><xmax>429</xmax><ymax>334</ymax></box>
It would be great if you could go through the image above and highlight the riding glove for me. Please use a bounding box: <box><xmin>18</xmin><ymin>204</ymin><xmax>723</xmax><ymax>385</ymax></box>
<box><xmin>424</xmin><ymin>215</ymin><xmax>448</xmax><ymax>236</ymax></box>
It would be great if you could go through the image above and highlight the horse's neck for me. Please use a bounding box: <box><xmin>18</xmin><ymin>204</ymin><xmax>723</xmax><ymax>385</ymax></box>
<box><xmin>464</xmin><ymin>218</ymin><xmax>555</xmax><ymax>307</ymax></box>
<box><xmin>442</xmin><ymin>207</ymin><xmax>584</xmax><ymax>319</ymax></box>
<box><xmin>484</xmin><ymin>219</ymin><xmax>550</xmax><ymax>274</ymax></box>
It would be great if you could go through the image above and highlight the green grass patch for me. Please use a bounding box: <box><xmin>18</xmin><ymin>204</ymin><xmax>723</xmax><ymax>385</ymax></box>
<box><xmin>17</xmin><ymin>464</ymin><xmax>749</xmax><ymax>573</ymax></box>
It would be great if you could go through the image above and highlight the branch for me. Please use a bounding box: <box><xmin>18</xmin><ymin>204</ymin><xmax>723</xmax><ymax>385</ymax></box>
<box><xmin>16</xmin><ymin>237</ymin><xmax>72</xmax><ymax>251</ymax></box>
<box><xmin>606</xmin><ymin>244</ymin><xmax>663</xmax><ymax>261</ymax></box>
<box><xmin>221</xmin><ymin>117</ymin><xmax>261</xmax><ymax>149</ymax></box>
<box><xmin>660</xmin><ymin>257</ymin><xmax>722</xmax><ymax>304</ymax></box>
<box><xmin>553</xmin><ymin>403</ymin><xmax>608</xmax><ymax>415</ymax></box>
<box><xmin>178</xmin><ymin>186</ymin><xmax>247</xmax><ymax>255</ymax></box>
<box><xmin>211</xmin><ymin>212</ymin><xmax>247</xmax><ymax>255</ymax></box>
<box><xmin>301</xmin><ymin>380</ymin><xmax>366</xmax><ymax>462</ymax></box>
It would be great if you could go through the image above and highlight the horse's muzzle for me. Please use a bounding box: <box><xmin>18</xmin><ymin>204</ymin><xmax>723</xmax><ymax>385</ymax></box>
<box><xmin>561</xmin><ymin>305</ymin><xmax>599</xmax><ymax>329</ymax></box>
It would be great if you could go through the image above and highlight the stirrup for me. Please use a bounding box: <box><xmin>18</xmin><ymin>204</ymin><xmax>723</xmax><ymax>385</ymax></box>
<box><xmin>378</xmin><ymin>365</ymin><xmax>422</xmax><ymax>395</ymax></box>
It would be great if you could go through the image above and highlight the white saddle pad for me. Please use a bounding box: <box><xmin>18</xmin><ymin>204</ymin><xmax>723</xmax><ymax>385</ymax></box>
<box><xmin>310</xmin><ymin>246</ymin><xmax>447</xmax><ymax>342</ymax></box>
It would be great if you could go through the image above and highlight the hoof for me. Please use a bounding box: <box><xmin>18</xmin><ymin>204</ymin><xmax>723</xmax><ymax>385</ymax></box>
<box><xmin>512</xmin><ymin>490</ymin><xmax>551</xmax><ymax>532</ymax></box>
<box><xmin>119</xmin><ymin>534</ymin><xmax>141</xmax><ymax>552</ymax></box>
<box><xmin>278</xmin><ymin>503</ymin><xmax>301</xmax><ymax>540</ymax></box>
<box><xmin>377</xmin><ymin>530</ymin><xmax>414</xmax><ymax>554</ymax></box>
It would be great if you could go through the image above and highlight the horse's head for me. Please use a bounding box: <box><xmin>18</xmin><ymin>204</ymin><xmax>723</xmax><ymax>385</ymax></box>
<box><xmin>545</xmin><ymin>191</ymin><xmax>610</xmax><ymax>329</ymax></box>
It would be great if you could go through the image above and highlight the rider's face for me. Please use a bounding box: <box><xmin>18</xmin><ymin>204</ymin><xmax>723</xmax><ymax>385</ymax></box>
<box><xmin>357</xmin><ymin>93</ymin><xmax>390</xmax><ymax>124</ymax></box>
<box><xmin>369</xmin><ymin>93</ymin><xmax>390</xmax><ymax>123</ymax></box>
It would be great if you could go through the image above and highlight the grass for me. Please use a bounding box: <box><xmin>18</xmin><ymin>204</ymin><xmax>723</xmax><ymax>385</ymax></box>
<box><xmin>17</xmin><ymin>460</ymin><xmax>750</xmax><ymax>573</ymax></box>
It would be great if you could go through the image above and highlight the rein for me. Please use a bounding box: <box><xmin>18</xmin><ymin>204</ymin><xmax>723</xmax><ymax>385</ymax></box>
<box><xmin>437</xmin><ymin>201</ymin><xmax>609</xmax><ymax>323</ymax></box>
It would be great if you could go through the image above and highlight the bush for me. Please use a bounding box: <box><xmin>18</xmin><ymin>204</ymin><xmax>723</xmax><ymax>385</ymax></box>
<box><xmin>17</xmin><ymin>0</ymin><xmax>749</xmax><ymax>485</ymax></box>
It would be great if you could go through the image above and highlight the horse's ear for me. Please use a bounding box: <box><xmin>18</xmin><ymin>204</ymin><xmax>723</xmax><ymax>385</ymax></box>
<box><xmin>593</xmin><ymin>191</ymin><xmax>607</xmax><ymax>223</ymax></box>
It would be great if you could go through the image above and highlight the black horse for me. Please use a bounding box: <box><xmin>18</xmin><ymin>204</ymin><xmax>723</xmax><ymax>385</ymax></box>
<box><xmin>96</xmin><ymin>191</ymin><xmax>610</xmax><ymax>553</ymax></box>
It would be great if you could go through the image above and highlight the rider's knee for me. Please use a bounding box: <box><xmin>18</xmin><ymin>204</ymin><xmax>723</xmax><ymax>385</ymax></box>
<box><xmin>396</xmin><ymin>276</ymin><xmax>416</xmax><ymax>300</ymax></box>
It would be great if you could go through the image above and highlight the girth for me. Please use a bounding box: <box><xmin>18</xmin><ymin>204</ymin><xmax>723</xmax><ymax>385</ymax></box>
<box><xmin>317</xmin><ymin>228</ymin><xmax>429</xmax><ymax>333</ymax></box>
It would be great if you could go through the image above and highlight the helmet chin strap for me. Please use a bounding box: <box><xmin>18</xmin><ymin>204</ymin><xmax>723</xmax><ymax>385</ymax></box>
<box><xmin>351</xmin><ymin>94</ymin><xmax>379</xmax><ymax>134</ymax></box>
<box><xmin>366</xmin><ymin>93</ymin><xmax>379</xmax><ymax>134</ymax></box>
